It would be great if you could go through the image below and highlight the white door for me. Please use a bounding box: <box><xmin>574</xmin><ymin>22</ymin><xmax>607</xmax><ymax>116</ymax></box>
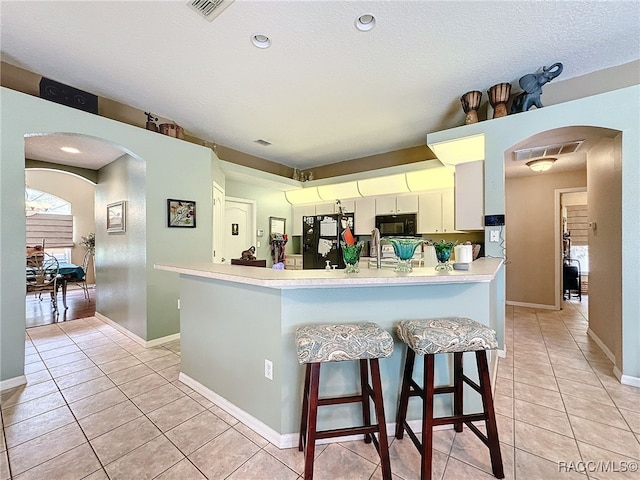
<box><xmin>212</xmin><ymin>183</ymin><xmax>225</xmax><ymax>263</ymax></box>
<box><xmin>224</xmin><ymin>197</ymin><xmax>256</xmax><ymax>263</ymax></box>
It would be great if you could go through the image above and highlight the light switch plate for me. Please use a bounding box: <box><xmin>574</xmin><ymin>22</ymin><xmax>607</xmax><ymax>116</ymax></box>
<box><xmin>490</xmin><ymin>230</ymin><xmax>500</xmax><ymax>243</ymax></box>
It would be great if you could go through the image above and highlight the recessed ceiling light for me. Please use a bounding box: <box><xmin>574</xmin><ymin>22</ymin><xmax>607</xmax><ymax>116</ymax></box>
<box><xmin>355</xmin><ymin>14</ymin><xmax>376</xmax><ymax>31</ymax></box>
<box><xmin>251</xmin><ymin>34</ymin><xmax>271</xmax><ymax>49</ymax></box>
<box><xmin>60</xmin><ymin>146</ymin><xmax>80</xmax><ymax>154</ymax></box>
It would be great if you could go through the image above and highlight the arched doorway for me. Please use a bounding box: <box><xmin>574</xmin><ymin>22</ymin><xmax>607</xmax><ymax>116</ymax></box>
<box><xmin>502</xmin><ymin>126</ymin><xmax>623</xmax><ymax>380</ymax></box>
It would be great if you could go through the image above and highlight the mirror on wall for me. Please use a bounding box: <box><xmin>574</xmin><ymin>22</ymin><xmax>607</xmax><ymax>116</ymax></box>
<box><xmin>269</xmin><ymin>216</ymin><xmax>286</xmax><ymax>236</ymax></box>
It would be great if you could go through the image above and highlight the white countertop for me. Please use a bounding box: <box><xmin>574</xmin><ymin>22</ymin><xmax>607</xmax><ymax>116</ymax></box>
<box><xmin>155</xmin><ymin>257</ymin><xmax>503</xmax><ymax>289</ymax></box>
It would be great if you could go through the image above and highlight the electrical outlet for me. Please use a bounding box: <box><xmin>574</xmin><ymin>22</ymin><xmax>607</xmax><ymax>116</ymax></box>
<box><xmin>257</xmin><ymin>241</ymin><xmax>261</xmax><ymax>248</ymax></box>
<box><xmin>264</xmin><ymin>359</ymin><xmax>273</xmax><ymax>380</ymax></box>
<box><xmin>490</xmin><ymin>230</ymin><xmax>500</xmax><ymax>243</ymax></box>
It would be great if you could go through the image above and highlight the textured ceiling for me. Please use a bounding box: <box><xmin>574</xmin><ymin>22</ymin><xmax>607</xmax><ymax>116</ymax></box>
<box><xmin>3</xmin><ymin>1</ymin><xmax>639</xmax><ymax>172</ymax></box>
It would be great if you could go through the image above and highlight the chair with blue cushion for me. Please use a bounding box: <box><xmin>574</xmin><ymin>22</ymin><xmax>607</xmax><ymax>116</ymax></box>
<box><xmin>395</xmin><ymin>317</ymin><xmax>504</xmax><ymax>480</ymax></box>
<box><xmin>295</xmin><ymin>322</ymin><xmax>394</xmax><ymax>480</ymax></box>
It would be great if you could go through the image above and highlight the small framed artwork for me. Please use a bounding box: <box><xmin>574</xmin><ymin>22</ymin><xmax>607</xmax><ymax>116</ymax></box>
<box><xmin>106</xmin><ymin>201</ymin><xmax>126</xmax><ymax>233</ymax></box>
<box><xmin>168</xmin><ymin>199</ymin><xmax>196</xmax><ymax>228</ymax></box>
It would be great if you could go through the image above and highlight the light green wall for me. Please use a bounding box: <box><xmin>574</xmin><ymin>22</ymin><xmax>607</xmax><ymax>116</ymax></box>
<box><xmin>224</xmin><ymin>180</ymin><xmax>293</xmax><ymax>263</ymax></box>
<box><xmin>0</xmin><ymin>87</ymin><xmax>214</xmax><ymax>383</ymax></box>
<box><xmin>427</xmin><ymin>85</ymin><xmax>640</xmax><ymax>380</ymax></box>
<box><xmin>95</xmin><ymin>154</ymin><xmax>147</xmax><ymax>338</ymax></box>
<box><xmin>179</xmin><ymin>274</ymin><xmax>500</xmax><ymax>435</ymax></box>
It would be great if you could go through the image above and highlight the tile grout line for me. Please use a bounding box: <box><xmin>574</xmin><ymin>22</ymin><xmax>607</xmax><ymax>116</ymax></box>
<box><xmin>536</xmin><ymin>303</ymin><xmax>588</xmax><ymax>476</ymax></box>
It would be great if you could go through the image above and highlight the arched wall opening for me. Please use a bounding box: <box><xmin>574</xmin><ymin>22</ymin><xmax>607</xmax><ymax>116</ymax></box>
<box><xmin>1</xmin><ymin>88</ymin><xmax>214</xmax><ymax>388</ymax></box>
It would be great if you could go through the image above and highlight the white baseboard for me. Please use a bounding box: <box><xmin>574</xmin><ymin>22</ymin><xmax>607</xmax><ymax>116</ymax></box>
<box><xmin>95</xmin><ymin>312</ymin><xmax>180</xmax><ymax>348</ymax></box>
<box><xmin>614</xmin><ymin>367</ymin><xmax>640</xmax><ymax>388</ymax></box>
<box><xmin>506</xmin><ymin>300</ymin><xmax>556</xmax><ymax>310</ymax></box>
<box><xmin>587</xmin><ymin>328</ymin><xmax>640</xmax><ymax>388</ymax></box>
<box><xmin>0</xmin><ymin>375</ymin><xmax>26</xmax><ymax>392</ymax></box>
<box><xmin>179</xmin><ymin>372</ymin><xmax>285</xmax><ymax>447</ymax></box>
<box><xmin>178</xmin><ymin>372</ymin><xmax>451</xmax><ymax>449</ymax></box>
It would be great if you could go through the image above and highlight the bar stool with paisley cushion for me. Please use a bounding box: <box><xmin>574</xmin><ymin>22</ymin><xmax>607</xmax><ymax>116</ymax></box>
<box><xmin>395</xmin><ymin>317</ymin><xmax>504</xmax><ymax>480</ymax></box>
<box><xmin>295</xmin><ymin>322</ymin><xmax>394</xmax><ymax>480</ymax></box>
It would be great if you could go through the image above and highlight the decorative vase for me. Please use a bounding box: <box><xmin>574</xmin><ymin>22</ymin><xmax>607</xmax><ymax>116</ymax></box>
<box><xmin>341</xmin><ymin>241</ymin><xmax>363</xmax><ymax>273</ymax></box>
<box><xmin>387</xmin><ymin>237</ymin><xmax>424</xmax><ymax>273</ymax></box>
<box><xmin>488</xmin><ymin>82</ymin><xmax>511</xmax><ymax>119</ymax></box>
<box><xmin>460</xmin><ymin>90</ymin><xmax>482</xmax><ymax>124</ymax></box>
<box><xmin>432</xmin><ymin>240</ymin><xmax>456</xmax><ymax>271</ymax></box>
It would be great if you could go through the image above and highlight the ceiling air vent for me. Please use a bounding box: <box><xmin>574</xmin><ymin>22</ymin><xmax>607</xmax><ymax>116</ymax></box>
<box><xmin>513</xmin><ymin>140</ymin><xmax>584</xmax><ymax>162</ymax></box>
<box><xmin>254</xmin><ymin>139</ymin><xmax>272</xmax><ymax>146</ymax></box>
<box><xmin>187</xmin><ymin>0</ymin><xmax>234</xmax><ymax>22</ymax></box>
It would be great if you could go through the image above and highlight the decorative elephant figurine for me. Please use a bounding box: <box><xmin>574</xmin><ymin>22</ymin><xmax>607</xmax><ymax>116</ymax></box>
<box><xmin>510</xmin><ymin>62</ymin><xmax>563</xmax><ymax>114</ymax></box>
<box><xmin>241</xmin><ymin>246</ymin><xmax>256</xmax><ymax>260</ymax></box>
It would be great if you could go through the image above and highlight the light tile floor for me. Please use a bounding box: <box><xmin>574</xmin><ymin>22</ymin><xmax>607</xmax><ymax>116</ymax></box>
<box><xmin>1</xmin><ymin>297</ymin><xmax>639</xmax><ymax>479</ymax></box>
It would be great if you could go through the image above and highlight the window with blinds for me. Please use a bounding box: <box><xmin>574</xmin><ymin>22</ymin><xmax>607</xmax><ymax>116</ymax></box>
<box><xmin>26</xmin><ymin>213</ymin><xmax>74</xmax><ymax>248</ymax></box>
<box><xmin>566</xmin><ymin>205</ymin><xmax>588</xmax><ymax>246</ymax></box>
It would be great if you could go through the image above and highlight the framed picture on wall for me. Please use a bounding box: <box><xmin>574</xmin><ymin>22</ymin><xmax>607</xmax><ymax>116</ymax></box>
<box><xmin>106</xmin><ymin>201</ymin><xmax>126</xmax><ymax>233</ymax></box>
<box><xmin>269</xmin><ymin>216</ymin><xmax>286</xmax><ymax>236</ymax></box>
<box><xmin>168</xmin><ymin>199</ymin><xmax>196</xmax><ymax>228</ymax></box>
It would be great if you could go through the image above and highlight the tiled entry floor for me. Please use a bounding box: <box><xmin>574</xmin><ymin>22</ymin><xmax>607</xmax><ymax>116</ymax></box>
<box><xmin>1</xmin><ymin>298</ymin><xmax>639</xmax><ymax>479</ymax></box>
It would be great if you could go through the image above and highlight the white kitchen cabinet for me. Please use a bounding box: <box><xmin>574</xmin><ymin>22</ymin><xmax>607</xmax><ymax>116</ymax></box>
<box><xmin>455</xmin><ymin>160</ymin><xmax>485</xmax><ymax>230</ymax></box>
<box><xmin>442</xmin><ymin>189</ymin><xmax>456</xmax><ymax>232</ymax></box>
<box><xmin>354</xmin><ymin>197</ymin><xmax>376</xmax><ymax>235</ymax></box>
<box><xmin>338</xmin><ymin>199</ymin><xmax>355</xmax><ymax>214</ymax></box>
<box><xmin>418</xmin><ymin>189</ymin><xmax>458</xmax><ymax>234</ymax></box>
<box><xmin>285</xmin><ymin>254</ymin><xmax>303</xmax><ymax>270</ymax></box>
<box><xmin>375</xmin><ymin>194</ymin><xmax>418</xmax><ymax>215</ymax></box>
<box><xmin>314</xmin><ymin>202</ymin><xmax>335</xmax><ymax>215</ymax></box>
<box><xmin>292</xmin><ymin>205</ymin><xmax>316</xmax><ymax>236</ymax></box>
<box><xmin>418</xmin><ymin>191</ymin><xmax>442</xmax><ymax>234</ymax></box>
<box><xmin>396</xmin><ymin>194</ymin><xmax>419</xmax><ymax>213</ymax></box>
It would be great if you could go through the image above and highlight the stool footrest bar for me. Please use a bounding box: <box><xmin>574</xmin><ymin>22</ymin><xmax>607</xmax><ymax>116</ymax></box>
<box><xmin>318</xmin><ymin>393</ymin><xmax>368</xmax><ymax>406</ymax></box>
<box><xmin>315</xmin><ymin>425</ymin><xmax>380</xmax><ymax>441</ymax></box>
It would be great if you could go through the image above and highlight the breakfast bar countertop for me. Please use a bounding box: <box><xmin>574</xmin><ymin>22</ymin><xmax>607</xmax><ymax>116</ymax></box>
<box><xmin>154</xmin><ymin>257</ymin><xmax>503</xmax><ymax>289</ymax></box>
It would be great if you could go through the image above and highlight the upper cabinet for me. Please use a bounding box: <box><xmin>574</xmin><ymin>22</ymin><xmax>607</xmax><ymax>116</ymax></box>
<box><xmin>354</xmin><ymin>197</ymin><xmax>375</xmax><ymax>235</ymax></box>
<box><xmin>417</xmin><ymin>189</ymin><xmax>457</xmax><ymax>234</ymax></box>
<box><xmin>375</xmin><ymin>194</ymin><xmax>418</xmax><ymax>215</ymax></box>
<box><xmin>455</xmin><ymin>160</ymin><xmax>485</xmax><ymax>231</ymax></box>
<box><xmin>292</xmin><ymin>205</ymin><xmax>317</xmax><ymax>236</ymax></box>
<box><xmin>314</xmin><ymin>202</ymin><xmax>336</xmax><ymax>215</ymax></box>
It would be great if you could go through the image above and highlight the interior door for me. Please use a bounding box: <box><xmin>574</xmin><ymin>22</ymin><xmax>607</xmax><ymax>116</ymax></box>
<box><xmin>224</xmin><ymin>198</ymin><xmax>256</xmax><ymax>263</ymax></box>
<box><xmin>212</xmin><ymin>183</ymin><xmax>225</xmax><ymax>263</ymax></box>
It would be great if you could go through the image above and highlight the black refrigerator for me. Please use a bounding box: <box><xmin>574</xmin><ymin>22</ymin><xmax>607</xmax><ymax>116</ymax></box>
<box><xmin>302</xmin><ymin>214</ymin><xmax>355</xmax><ymax>269</ymax></box>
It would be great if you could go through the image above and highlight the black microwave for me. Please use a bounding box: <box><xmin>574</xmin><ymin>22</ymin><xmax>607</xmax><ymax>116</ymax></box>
<box><xmin>375</xmin><ymin>213</ymin><xmax>418</xmax><ymax>237</ymax></box>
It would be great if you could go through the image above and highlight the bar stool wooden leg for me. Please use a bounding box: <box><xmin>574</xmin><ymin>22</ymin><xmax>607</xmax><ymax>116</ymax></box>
<box><xmin>303</xmin><ymin>363</ymin><xmax>321</xmax><ymax>480</ymax></box>
<box><xmin>453</xmin><ymin>352</ymin><xmax>464</xmax><ymax>432</ymax></box>
<box><xmin>421</xmin><ymin>354</ymin><xmax>435</xmax><ymax>480</ymax></box>
<box><xmin>370</xmin><ymin>358</ymin><xmax>392</xmax><ymax>480</ymax></box>
<box><xmin>476</xmin><ymin>351</ymin><xmax>504</xmax><ymax>479</ymax></box>
<box><xmin>359</xmin><ymin>359</ymin><xmax>373</xmax><ymax>444</ymax></box>
<box><xmin>299</xmin><ymin>364</ymin><xmax>312</xmax><ymax>452</ymax></box>
<box><xmin>395</xmin><ymin>348</ymin><xmax>416</xmax><ymax>439</ymax></box>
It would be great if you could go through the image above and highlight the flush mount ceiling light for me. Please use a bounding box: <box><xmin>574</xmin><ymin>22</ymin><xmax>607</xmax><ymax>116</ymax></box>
<box><xmin>355</xmin><ymin>14</ymin><xmax>376</xmax><ymax>31</ymax></box>
<box><xmin>60</xmin><ymin>146</ymin><xmax>80</xmax><ymax>154</ymax></box>
<box><xmin>251</xmin><ymin>34</ymin><xmax>271</xmax><ymax>49</ymax></box>
<box><xmin>526</xmin><ymin>157</ymin><xmax>556</xmax><ymax>172</ymax></box>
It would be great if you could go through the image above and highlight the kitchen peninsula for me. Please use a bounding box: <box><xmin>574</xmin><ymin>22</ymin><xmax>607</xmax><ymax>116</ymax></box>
<box><xmin>155</xmin><ymin>258</ymin><xmax>504</xmax><ymax>448</ymax></box>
